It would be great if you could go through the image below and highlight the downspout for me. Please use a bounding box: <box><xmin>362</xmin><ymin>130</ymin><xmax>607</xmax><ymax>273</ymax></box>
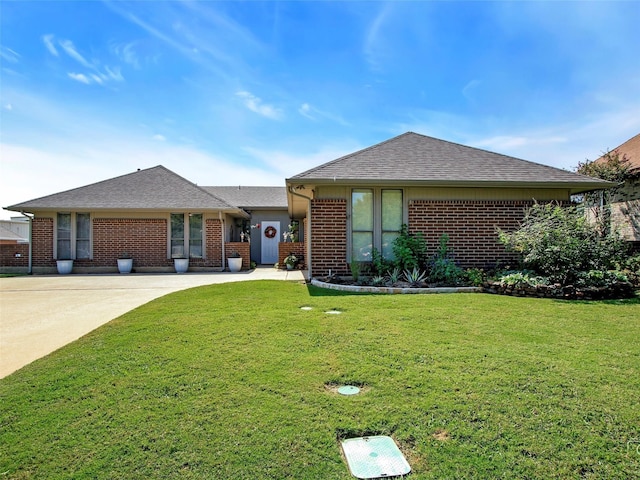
<box><xmin>219</xmin><ymin>211</ymin><xmax>225</xmax><ymax>270</ymax></box>
<box><xmin>21</xmin><ymin>211</ymin><xmax>34</xmax><ymax>275</ymax></box>
<box><xmin>288</xmin><ymin>186</ymin><xmax>313</xmax><ymax>280</ymax></box>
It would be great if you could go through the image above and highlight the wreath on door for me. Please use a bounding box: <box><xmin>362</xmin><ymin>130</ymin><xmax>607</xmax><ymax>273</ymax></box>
<box><xmin>264</xmin><ymin>226</ymin><xmax>277</xmax><ymax>239</ymax></box>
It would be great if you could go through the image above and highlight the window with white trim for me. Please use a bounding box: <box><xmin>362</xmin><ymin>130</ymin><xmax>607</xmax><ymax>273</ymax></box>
<box><xmin>350</xmin><ymin>189</ymin><xmax>403</xmax><ymax>262</ymax></box>
<box><xmin>170</xmin><ymin>213</ymin><xmax>204</xmax><ymax>258</ymax></box>
<box><xmin>56</xmin><ymin>212</ymin><xmax>91</xmax><ymax>259</ymax></box>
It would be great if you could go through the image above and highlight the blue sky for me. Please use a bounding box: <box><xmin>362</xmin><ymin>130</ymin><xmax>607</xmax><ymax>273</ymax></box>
<box><xmin>1</xmin><ymin>0</ymin><xmax>639</xmax><ymax>219</ymax></box>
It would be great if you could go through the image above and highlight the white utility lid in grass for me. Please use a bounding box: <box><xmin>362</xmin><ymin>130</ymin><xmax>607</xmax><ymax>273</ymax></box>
<box><xmin>325</xmin><ymin>309</ymin><xmax>342</xmax><ymax>314</ymax></box>
<box><xmin>300</xmin><ymin>306</ymin><xmax>313</xmax><ymax>310</ymax></box>
<box><xmin>341</xmin><ymin>436</ymin><xmax>411</xmax><ymax>479</ymax></box>
<box><xmin>338</xmin><ymin>385</ymin><xmax>360</xmax><ymax>395</ymax></box>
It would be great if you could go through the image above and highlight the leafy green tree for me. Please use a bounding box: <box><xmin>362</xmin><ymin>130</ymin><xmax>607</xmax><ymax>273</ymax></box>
<box><xmin>498</xmin><ymin>202</ymin><xmax>628</xmax><ymax>285</ymax></box>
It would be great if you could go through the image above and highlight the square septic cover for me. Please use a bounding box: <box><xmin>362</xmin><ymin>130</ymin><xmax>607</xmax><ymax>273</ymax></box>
<box><xmin>341</xmin><ymin>435</ymin><xmax>411</xmax><ymax>479</ymax></box>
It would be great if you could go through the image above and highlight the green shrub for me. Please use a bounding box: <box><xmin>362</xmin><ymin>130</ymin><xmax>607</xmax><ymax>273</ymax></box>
<box><xmin>465</xmin><ymin>268</ymin><xmax>485</xmax><ymax>287</ymax></box>
<box><xmin>392</xmin><ymin>224</ymin><xmax>427</xmax><ymax>270</ymax></box>
<box><xmin>428</xmin><ymin>234</ymin><xmax>466</xmax><ymax>285</ymax></box>
<box><xmin>575</xmin><ymin>270</ymin><xmax>629</xmax><ymax>288</ymax></box>
<box><xmin>498</xmin><ymin>202</ymin><xmax>628</xmax><ymax>285</ymax></box>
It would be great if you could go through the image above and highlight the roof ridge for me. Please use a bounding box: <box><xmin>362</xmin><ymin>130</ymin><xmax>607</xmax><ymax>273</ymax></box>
<box><xmin>288</xmin><ymin>132</ymin><xmax>416</xmax><ymax>180</ymax></box>
<box><xmin>158</xmin><ymin>166</ymin><xmax>238</xmax><ymax>209</ymax></box>
<box><xmin>5</xmin><ymin>165</ymin><xmax>167</xmax><ymax>207</ymax></box>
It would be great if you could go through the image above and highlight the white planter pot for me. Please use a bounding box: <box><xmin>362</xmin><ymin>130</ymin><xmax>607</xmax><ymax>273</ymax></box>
<box><xmin>56</xmin><ymin>260</ymin><xmax>74</xmax><ymax>275</ymax></box>
<box><xmin>228</xmin><ymin>257</ymin><xmax>242</xmax><ymax>272</ymax></box>
<box><xmin>117</xmin><ymin>258</ymin><xmax>133</xmax><ymax>274</ymax></box>
<box><xmin>174</xmin><ymin>258</ymin><xmax>189</xmax><ymax>273</ymax></box>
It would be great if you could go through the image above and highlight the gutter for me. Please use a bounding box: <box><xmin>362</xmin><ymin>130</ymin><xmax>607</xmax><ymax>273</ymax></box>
<box><xmin>287</xmin><ymin>185</ymin><xmax>313</xmax><ymax>280</ymax></box>
<box><xmin>20</xmin><ymin>211</ymin><xmax>34</xmax><ymax>275</ymax></box>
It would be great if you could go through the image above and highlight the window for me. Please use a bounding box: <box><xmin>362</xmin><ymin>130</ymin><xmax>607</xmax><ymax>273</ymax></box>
<box><xmin>350</xmin><ymin>189</ymin><xmax>403</xmax><ymax>262</ymax></box>
<box><xmin>76</xmin><ymin>213</ymin><xmax>91</xmax><ymax>259</ymax></box>
<box><xmin>381</xmin><ymin>190</ymin><xmax>403</xmax><ymax>260</ymax></box>
<box><xmin>352</xmin><ymin>189</ymin><xmax>373</xmax><ymax>261</ymax></box>
<box><xmin>189</xmin><ymin>214</ymin><xmax>203</xmax><ymax>258</ymax></box>
<box><xmin>56</xmin><ymin>212</ymin><xmax>91</xmax><ymax>259</ymax></box>
<box><xmin>57</xmin><ymin>213</ymin><xmax>72</xmax><ymax>259</ymax></box>
<box><xmin>170</xmin><ymin>213</ymin><xmax>204</xmax><ymax>258</ymax></box>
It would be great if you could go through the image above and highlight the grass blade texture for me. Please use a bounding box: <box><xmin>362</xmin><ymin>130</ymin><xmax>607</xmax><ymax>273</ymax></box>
<box><xmin>1</xmin><ymin>281</ymin><xmax>639</xmax><ymax>479</ymax></box>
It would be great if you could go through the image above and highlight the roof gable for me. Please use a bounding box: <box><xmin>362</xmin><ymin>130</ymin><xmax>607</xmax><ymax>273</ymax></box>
<box><xmin>7</xmin><ymin>166</ymin><xmax>238</xmax><ymax>212</ymax></box>
<box><xmin>288</xmin><ymin>132</ymin><xmax>613</xmax><ymax>190</ymax></box>
<box><xmin>596</xmin><ymin>133</ymin><xmax>640</xmax><ymax>171</ymax></box>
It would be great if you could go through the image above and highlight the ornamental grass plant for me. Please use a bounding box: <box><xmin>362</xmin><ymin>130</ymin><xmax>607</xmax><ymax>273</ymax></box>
<box><xmin>1</xmin><ymin>281</ymin><xmax>639</xmax><ymax>479</ymax></box>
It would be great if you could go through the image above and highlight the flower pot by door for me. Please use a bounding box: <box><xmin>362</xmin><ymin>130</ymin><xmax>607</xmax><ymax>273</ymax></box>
<box><xmin>228</xmin><ymin>257</ymin><xmax>242</xmax><ymax>272</ymax></box>
<box><xmin>56</xmin><ymin>260</ymin><xmax>74</xmax><ymax>275</ymax></box>
<box><xmin>117</xmin><ymin>258</ymin><xmax>133</xmax><ymax>274</ymax></box>
<box><xmin>174</xmin><ymin>258</ymin><xmax>189</xmax><ymax>273</ymax></box>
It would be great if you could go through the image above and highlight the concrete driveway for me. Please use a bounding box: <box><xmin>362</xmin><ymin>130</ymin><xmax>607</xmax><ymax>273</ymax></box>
<box><xmin>0</xmin><ymin>268</ymin><xmax>305</xmax><ymax>378</ymax></box>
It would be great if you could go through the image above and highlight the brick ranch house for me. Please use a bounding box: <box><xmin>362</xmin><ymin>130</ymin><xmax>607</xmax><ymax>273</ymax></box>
<box><xmin>4</xmin><ymin>166</ymin><xmax>295</xmax><ymax>274</ymax></box>
<box><xmin>285</xmin><ymin>132</ymin><xmax>614</xmax><ymax>278</ymax></box>
<box><xmin>4</xmin><ymin>132</ymin><xmax>612</xmax><ymax>277</ymax></box>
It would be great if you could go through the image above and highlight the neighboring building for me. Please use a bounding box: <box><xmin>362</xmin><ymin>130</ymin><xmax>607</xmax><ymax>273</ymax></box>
<box><xmin>594</xmin><ymin>133</ymin><xmax>640</xmax><ymax>246</ymax></box>
<box><xmin>0</xmin><ymin>218</ymin><xmax>30</xmax><ymax>272</ymax></box>
<box><xmin>4</xmin><ymin>132</ymin><xmax>613</xmax><ymax>276</ymax></box>
<box><xmin>285</xmin><ymin>132</ymin><xmax>613</xmax><ymax>278</ymax></box>
<box><xmin>0</xmin><ymin>218</ymin><xmax>29</xmax><ymax>245</ymax></box>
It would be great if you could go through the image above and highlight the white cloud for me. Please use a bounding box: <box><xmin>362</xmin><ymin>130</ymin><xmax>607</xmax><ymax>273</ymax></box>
<box><xmin>236</xmin><ymin>91</ymin><xmax>282</xmax><ymax>120</ymax></box>
<box><xmin>111</xmin><ymin>41</ymin><xmax>140</xmax><ymax>69</ymax></box>
<box><xmin>68</xmin><ymin>72</ymin><xmax>90</xmax><ymax>84</ymax></box>
<box><xmin>363</xmin><ymin>4</ymin><xmax>393</xmax><ymax>72</ymax></box>
<box><xmin>297</xmin><ymin>102</ymin><xmax>350</xmax><ymax>126</ymax></box>
<box><xmin>4</xmin><ymin>104</ymin><xmax>12</xmax><ymax>111</ymax></box>
<box><xmin>0</xmin><ymin>46</ymin><xmax>20</xmax><ymax>63</ymax></box>
<box><xmin>42</xmin><ymin>34</ymin><xmax>58</xmax><ymax>56</ymax></box>
<box><xmin>153</xmin><ymin>134</ymin><xmax>166</xmax><ymax>141</ymax></box>
<box><xmin>299</xmin><ymin>103</ymin><xmax>313</xmax><ymax>119</ymax></box>
<box><xmin>59</xmin><ymin>39</ymin><xmax>94</xmax><ymax>68</ymax></box>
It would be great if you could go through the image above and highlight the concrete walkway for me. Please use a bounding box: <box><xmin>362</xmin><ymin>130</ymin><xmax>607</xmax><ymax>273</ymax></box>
<box><xmin>0</xmin><ymin>268</ymin><xmax>305</xmax><ymax>378</ymax></box>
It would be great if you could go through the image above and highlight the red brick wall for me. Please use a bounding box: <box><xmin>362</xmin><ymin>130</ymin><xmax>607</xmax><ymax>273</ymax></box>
<box><xmin>0</xmin><ymin>243</ymin><xmax>29</xmax><ymax>268</ymax></box>
<box><xmin>225</xmin><ymin>242</ymin><xmax>250</xmax><ymax>269</ymax></box>
<box><xmin>33</xmin><ymin>217</ymin><xmax>55</xmax><ymax>267</ymax></box>
<box><xmin>205</xmin><ymin>219</ymin><xmax>223</xmax><ymax>268</ymax></box>
<box><xmin>278</xmin><ymin>242</ymin><xmax>305</xmax><ymax>268</ymax></box>
<box><xmin>408</xmin><ymin>200</ymin><xmax>533</xmax><ymax>268</ymax></box>
<box><xmin>26</xmin><ymin>216</ymin><xmax>228</xmax><ymax>271</ymax></box>
<box><xmin>93</xmin><ymin>218</ymin><xmax>169</xmax><ymax>267</ymax></box>
<box><xmin>311</xmin><ymin>199</ymin><xmax>348</xmax><ymax>276</ymax></box>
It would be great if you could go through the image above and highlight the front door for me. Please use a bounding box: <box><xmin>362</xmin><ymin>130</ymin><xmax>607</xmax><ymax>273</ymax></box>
<box><xmin>261</xmin><ymin>221</ymin><xmax>280</xmax><ymax>264</ymax></box>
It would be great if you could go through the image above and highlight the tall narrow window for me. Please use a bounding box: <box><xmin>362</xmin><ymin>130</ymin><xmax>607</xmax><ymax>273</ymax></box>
<box><xmin>57</xmin><ymin>213</ymin><xmax>72</xmax><ymax>259</ymax></box>
<box><xmin>171</xmin><ymin>213</ymin><xmax>185</xmax><ymax>258</ymax></box>
<box><xmin>76</xmin><ymin>213</ymin><xmax>91</xmax><ymax>259</ymax></box>
<box><xmin>352</xmin><ymin>189</ymin><xmax>373</xmax><ymax>261</ymax></box>
<box><xmin>189</xmin><ymin>214</ymin><xmax>203</xmax><ymax>258</ymax></box>
<box><xmin>381</xmin><ymin>190</ymin><xmax>403</xmax><ymax>260</ymax></box>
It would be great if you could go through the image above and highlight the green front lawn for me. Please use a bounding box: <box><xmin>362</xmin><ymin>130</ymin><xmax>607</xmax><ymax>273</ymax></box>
<box><xmin>1</xmin><ymin>281</ymin><xmax>639</xmax><ymax>479</ymax></box>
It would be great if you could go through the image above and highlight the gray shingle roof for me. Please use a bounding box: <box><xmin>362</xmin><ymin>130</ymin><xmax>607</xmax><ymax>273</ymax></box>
<box><xmin>7</xmin><ymin>166</ymin><xmax>238</xmax><ymax>212</ymax></box>
<box><xmin>288</xmin><ymin>132</ymin><xmax>614</xmax><ymax>190</ymax></box>
<box><xmin>203</xmin><ymin>186</ymin><xmax>287</xmax><ymax>209</ymax></box>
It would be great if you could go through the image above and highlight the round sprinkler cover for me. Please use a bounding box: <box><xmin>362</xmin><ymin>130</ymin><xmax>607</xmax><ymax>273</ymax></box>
<box><xmin>338</xmin><ymin>385</ymin><xmax>360</xmax><ymax>395</ymax></box>
<box><xmin>300</xmin><ymin>306</ymin><xmax>313</xmax><ymax>310</ymax></box>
